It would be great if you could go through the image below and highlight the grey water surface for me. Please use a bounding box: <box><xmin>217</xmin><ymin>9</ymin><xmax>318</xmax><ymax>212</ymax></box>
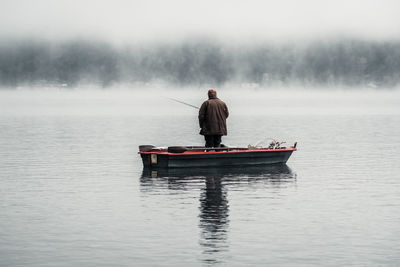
<box><xmin>1</xmin><ymin>89</ymin><xmax>399</xmax><ymax>266</ymax></box>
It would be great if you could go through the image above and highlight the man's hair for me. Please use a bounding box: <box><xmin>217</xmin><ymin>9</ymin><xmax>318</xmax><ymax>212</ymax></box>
<box><xmin>208</xmin><ymin>89</ymin><xmax>217</xmax><ymax>98</ymax></box>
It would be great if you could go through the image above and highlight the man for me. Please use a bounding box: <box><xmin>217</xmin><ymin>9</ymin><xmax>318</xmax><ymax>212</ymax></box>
<box><xmin>198</xmin><ymin>89</ymin><xmax>229</xmax><ymax>148</ymax></box>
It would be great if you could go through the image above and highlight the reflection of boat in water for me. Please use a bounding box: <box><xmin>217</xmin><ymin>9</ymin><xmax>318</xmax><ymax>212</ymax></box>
<box><xmin>140</xmin><ymin>164</ymin><xmax>296</xmax><ymax>192</ymax></box>
<box><xmin>139</xmin><ymin>145</ymin><xmax>296</xmax><ymax>168</ymax></box>
<box><xmin>141</xmin><ymin>164</ymin><xmax>295</xmax><ymax>180</ymax></box>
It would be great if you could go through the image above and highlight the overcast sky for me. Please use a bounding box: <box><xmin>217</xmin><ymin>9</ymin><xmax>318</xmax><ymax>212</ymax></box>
<box><xmin>1</xmin><ymin>0</ymin><xmax>400</xmax><ymax>42</ymax></box>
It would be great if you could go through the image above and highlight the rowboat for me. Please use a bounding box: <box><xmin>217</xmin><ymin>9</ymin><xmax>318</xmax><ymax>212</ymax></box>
<box><xmin>139</xmin><ymin>143</ymin><xmax>297</xmax><ymax>168</ymax></box>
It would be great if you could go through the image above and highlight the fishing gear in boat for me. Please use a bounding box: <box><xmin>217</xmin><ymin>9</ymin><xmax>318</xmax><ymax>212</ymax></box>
<box><xmin>248</xmin><ymin>138</ymin><xmax>288</xmax><ymax>150</ymax></box>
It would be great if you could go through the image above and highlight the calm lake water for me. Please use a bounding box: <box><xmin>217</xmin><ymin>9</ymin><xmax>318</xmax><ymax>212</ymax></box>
<box><xmin>1</xmin><ymin>88</ymin><xmax>400</xmax><ymax>266</ymax></box>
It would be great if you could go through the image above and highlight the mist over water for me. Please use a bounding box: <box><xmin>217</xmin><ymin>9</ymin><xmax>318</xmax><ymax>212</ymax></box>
<box><xmin>1</xmin><ymin>38</ymin><xmax>400</xmax><ymax>88</ymax></box>
<box><xmin>1</xmin><ymin>88</ymin><xmax>399</xmax><ymax>117</ymax></box>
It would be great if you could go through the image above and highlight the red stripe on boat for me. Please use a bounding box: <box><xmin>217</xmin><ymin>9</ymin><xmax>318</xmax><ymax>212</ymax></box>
<box><xmin>139</xmin><ymin>147</ymin><xmax>297</xmax><ymax>155</ymax></box>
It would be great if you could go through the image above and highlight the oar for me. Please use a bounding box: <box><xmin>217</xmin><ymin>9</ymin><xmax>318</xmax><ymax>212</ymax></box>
<box><xmin>168</xmin><ymin>146</ymin><xmax>244</xmax><ymax>153</ymax></box>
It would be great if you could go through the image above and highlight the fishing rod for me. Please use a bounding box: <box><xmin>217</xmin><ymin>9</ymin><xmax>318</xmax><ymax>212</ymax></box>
<box><xmin>167</xmin><ymin>97</ymin><xmax>200</xmax><ymax>109</ymax></box>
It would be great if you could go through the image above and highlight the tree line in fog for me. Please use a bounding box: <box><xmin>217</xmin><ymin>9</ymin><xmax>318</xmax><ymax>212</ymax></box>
<box><xmin>0</xmin><ymin>39</ymin><xmax>399</xmax><ymax>88</ymax></box>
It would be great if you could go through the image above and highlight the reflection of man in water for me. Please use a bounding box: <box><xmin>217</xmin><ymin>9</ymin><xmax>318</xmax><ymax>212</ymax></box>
<box><xmin>199</xmin><ymin>89</ymin><xmax>229</xmax><ymax>148</ymax></box>
<box><xmin>199</xmin><ymin>176</ymin><xmax>229</xmax><ymax>263</ymax></box>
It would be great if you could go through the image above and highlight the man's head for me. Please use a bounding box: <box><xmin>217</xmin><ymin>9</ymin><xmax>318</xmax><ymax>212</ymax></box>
<box><xmin>208</xmin><ymin>89</ymin><xmax>217</xmax><ymax>99</ymax></box>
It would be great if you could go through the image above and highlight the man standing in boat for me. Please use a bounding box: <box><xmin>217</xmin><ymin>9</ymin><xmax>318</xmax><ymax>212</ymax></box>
<box><xmin>198</xmin><ymin>89</ymin><xmax>229</xmax><ymax>148</ymax></box>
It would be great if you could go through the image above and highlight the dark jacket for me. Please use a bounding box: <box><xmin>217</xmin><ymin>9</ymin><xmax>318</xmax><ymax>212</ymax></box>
<box><xmin>198</xmin><ymin>96</ymin><xmax>229</xmax><ymax>135</ymax></box>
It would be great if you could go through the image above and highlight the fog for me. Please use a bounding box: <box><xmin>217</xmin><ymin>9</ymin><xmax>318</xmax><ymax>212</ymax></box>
<box><xmin>2</xmin><ymin>89</ymin><xmax>399</xmax><ymax>117</ymax></box>
<box><xmin>1</xmin><ymin>39</ymin><xmax>399</xmax><ymax>88</ymax></box>
<box><xmin>1</xmin><ymin>0</ymin><xmax>400</xmax><ymax>88</ymax></box>
<box><xmin>2</xmin><ymin>0</ymin><xmax>400</xmax><ymax>41</ymax></box>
